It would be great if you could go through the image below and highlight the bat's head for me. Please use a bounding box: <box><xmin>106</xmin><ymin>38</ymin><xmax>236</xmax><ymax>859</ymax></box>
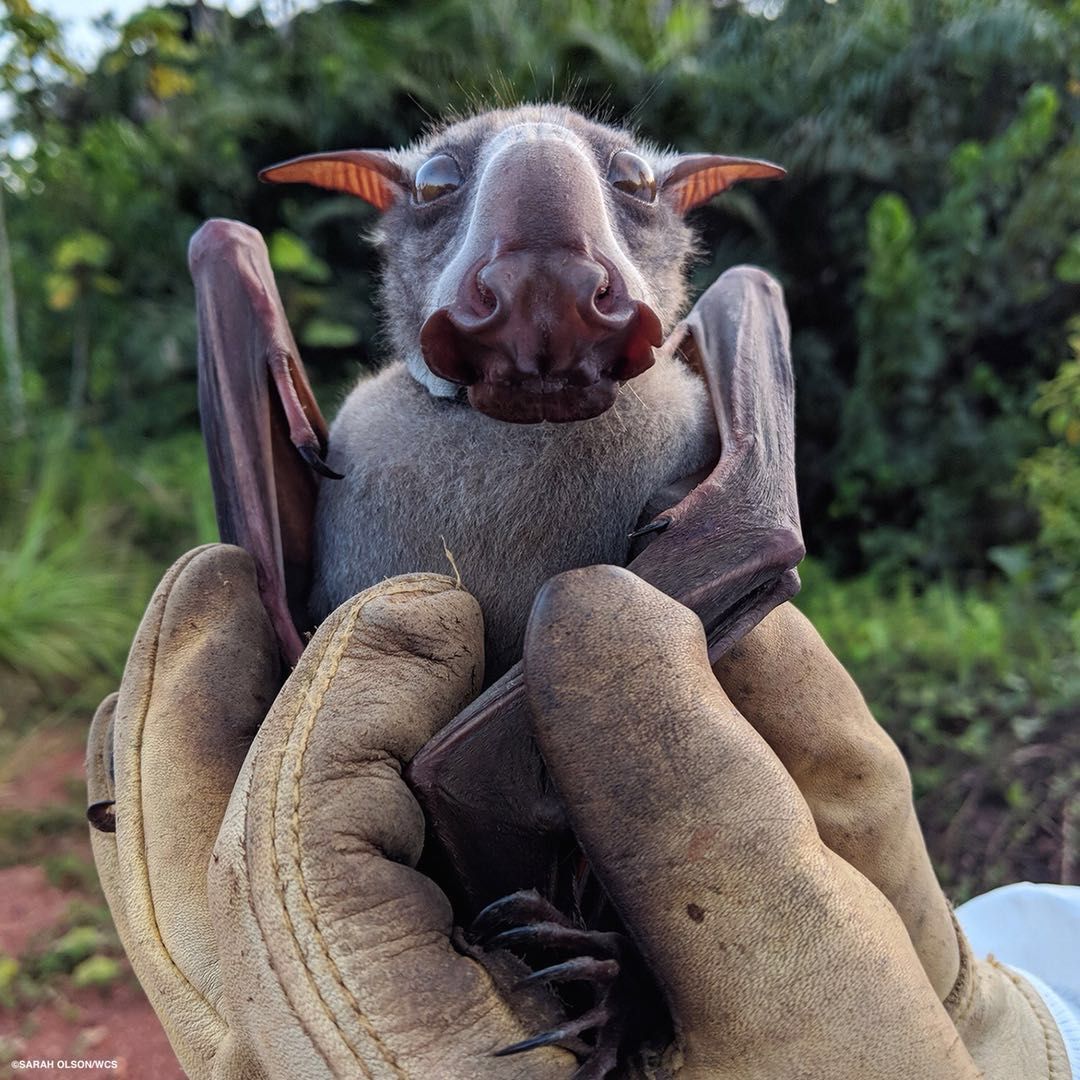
<box><xmin>260</xmin><ymin>105</ymin><xmax>783</xmax><ymax>423</ymax></box>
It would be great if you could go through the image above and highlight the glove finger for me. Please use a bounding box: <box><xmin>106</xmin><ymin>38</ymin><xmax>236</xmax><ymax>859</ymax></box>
<box><xmin>711</xmin><ymin>603</ymin><xmax>959</xmax><ymax>999</ymax></box>
<box><xmin>525</xmin><ymin>566</ymin><xmax>976</xmax><ymax>1080</ymax></box>
<box><xmin>108</xmin><ymin>543</ymin><xmax>280</xmax><ymax>1074</ymax></box>
<box><xmin>87</xmin><ymin>692</ymin><xmax>121</xmax><ymax>925</ymax></box>
<box><xmin>86</xmin><ymin>690</ymin><xmax>117</xmax><ymax>828</ymax></box>
<box><xmin>210</xmin><ymin>574</ymin><xmax>574</xmax><ymax>1080</ymax></box>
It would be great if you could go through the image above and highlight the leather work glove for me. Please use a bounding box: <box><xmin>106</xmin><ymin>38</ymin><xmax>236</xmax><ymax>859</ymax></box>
<box><xmin>86</xmin><ymin>544</ymin><xmax>574</xmax><ymax>1080</ymax></box>
<box><xmin>87</xmin><ymin>546</ymin><xmax>1070</xmax><ymax>1079</ymax></box>
<box><xmin>523</xmin><ymin>564</ymin><xmax>1071</xmax><ymax>1080</ymax></box>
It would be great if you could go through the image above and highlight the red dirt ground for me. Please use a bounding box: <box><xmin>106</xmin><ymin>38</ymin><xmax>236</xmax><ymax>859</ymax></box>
<box><xmin>0</xmin><ymin>981</ymin><xmax>184</xmax><ymax>1080</ymax></box>
<box><xmin>0</xmin><ymin>867</ymin><xmax>74</xmax><ymax>961</ymax></box>
<box><xmin>0</xmin><ymin>745</ymin><xmax>86</xmax><ymax>813</ymax></box>
<box><xmin>0</xmin><ymin>729</ymin><xmax>184</xmax><ymax>1080</ymax></box>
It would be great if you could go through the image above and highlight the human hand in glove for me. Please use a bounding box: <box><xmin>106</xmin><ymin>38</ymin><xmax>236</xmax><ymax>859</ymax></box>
<box><xmin>85</xmin><ymin>543</ymin><xmax>574</xmax><ymax>1080</ymax></box>
<box><xmin>520</xmin><ymin>564</ymin><xmax>1070</xmax><ymax>1080</ymax></box>
<box><xmin>86</xmin><ymin>547</ymin><xmax>1069</xmax><ymax>1079</ymax></box>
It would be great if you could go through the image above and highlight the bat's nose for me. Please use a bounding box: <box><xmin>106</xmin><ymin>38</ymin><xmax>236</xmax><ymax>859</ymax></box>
<box><xmin>419</xmin><ymin>249</ymin><xmax>661</xmax><ymax>422</ymax></box>
<box><xmin>477</xmin><ymin>250</ymin><xmax>633</xmax><ymax>369</ymax></box>
<box><xmin>479</xmin><ymin>250</ymin><xmax>609</xmax><ymax>327</ymax></box>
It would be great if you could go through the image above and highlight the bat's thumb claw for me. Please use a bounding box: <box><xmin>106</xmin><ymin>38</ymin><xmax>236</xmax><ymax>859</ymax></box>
<box><xmin>298</xmin><ymin>443</ymin><xmax>344</xmax><ymax>479</ymax></box>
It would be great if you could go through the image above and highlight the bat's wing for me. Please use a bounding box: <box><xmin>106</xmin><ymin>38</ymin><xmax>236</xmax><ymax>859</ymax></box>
<box><xmin>189</xmin><ymin>219</ymin><xmax>337</xmax><ymax>668</ymax></box>
<box><xmin>408</xmin><ymin>266</ymin><xmax>804</xmax><ymax>920</ymax></box>
<box><xmin>628</xmin><ymin>265</ymin><xmax>803</xmax><ymax>653</ymax></box>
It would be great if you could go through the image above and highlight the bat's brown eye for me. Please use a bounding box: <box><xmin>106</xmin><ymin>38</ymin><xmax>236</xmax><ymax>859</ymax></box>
<box><xmin>414</xmin><ymin>154</ymin><xmax>462</xmax><ymax>203</ymax></box>
<box><xmin>607</xmin><ymin>151</ymin><xmax>657</xmax><ymax>203</ymax></box>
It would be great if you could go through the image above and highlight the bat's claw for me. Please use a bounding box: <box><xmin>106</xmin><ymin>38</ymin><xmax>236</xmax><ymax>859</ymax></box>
<box><xmin>471</xmin><ymin>889</ymin><xmax>636</xmax><ymax>1080</ymax></box>
<box><xmin>297</xmin><ymin>443</ymin><xmax>344</xmax><ymax>480</ymax></box>
<box><xmin>494</xmin><ymin>988</ymin><xmax>624</xmax><ymax>1079</ymax></box>
<box><xmin>487</xmin><ymin>922</ymin><xmax>623</xmax><ymax>956</ymax></box>
<box><xmin>494</xmin><ymin>1002</ymin><xmax>613</xmax><ymax>1056</ymax></box>
<box><xmin>471</xmin><ymin>888</ymin><xmax>570</xmax><ymax>939</ymax></box>
<box><xmin>517</xmin><ymin>955</ymin><xmax>620</xmax><ymax>988</ymax></box>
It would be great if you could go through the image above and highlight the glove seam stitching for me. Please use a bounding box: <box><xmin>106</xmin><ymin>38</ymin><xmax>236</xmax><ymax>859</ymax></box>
<box><xmin>295</xmin><ymin>592</ymin><xmax>407</xmax><ymax>1075</ymax></box>
<box><xmin>126</xmin><ymin>546</ymin><xmax>225</xmax><ymax>1027</ymax></box>
<box><xmin>990</xmin><ymin>958</ymin><xmax>1066</xmax><ymax>1079</ymax></box>
<box><xmin>268</xmin><ymin>589</ymin><xmax>422</xmax><ymax>1079</ymax></box>
<box><xmin>944</xmin><ymin>907</ymin><xmax>976</xmax><ymax>1022</ymax></box>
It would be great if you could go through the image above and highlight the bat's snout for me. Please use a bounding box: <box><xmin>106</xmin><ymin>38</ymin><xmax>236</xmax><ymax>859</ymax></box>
<box><xmin>420</xmin><ymin>249</ymin><xmax>661</xmax><ymax>424</ymax></box>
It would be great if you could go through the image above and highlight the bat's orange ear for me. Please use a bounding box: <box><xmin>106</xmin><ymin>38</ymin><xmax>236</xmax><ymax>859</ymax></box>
<box><xmin>259</xmin><ymin>149</ymin><xmax>407</xmax><ymax>211</ymax></box>
<box><xmin>661</xmin><ymin>154</ymin><xmax>785</xmax><ymax>214</ymax></box>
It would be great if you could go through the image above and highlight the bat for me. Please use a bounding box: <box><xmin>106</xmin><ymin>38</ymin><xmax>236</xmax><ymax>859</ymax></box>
<box><xmin>188</xmin><ymin>104</ymin><xmax>803</xmax><ymax>1077</ymax></box>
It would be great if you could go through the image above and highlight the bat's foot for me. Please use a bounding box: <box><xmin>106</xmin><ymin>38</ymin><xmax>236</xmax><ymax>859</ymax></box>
<box><xmin>470</xmin><ymin>889</ymin><xmax>639</xmax><ymax>1080</ymax></box>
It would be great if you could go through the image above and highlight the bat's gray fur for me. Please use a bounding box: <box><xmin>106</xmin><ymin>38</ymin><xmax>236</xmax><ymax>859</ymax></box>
<box><xmin>309</xmin><ymin>106</ymin><xmax>720</xmax><ymax>677</ymax></box>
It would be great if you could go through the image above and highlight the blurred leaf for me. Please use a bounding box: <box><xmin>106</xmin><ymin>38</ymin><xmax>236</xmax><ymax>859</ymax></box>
<box><xmin>269</xmin><ymin>229</ymin><xmax>331</xmax><ymax>283</ymax></box>
<box><xmin>43</xmin><ymin>852</ymin><xmax>96</xmax><ymax>891</ymax></box>
<box><xmin>148</xmin><ymin>63</ymin><xmax>195</xmax><ymax>100</ymax></box>
<box><xmin>300</xmin><ymin>317</ymin><xmax>359</xmax><ymax>348</ymax></box>
<box><xmin>44</xmin><ymin>271</ymin><xmax>75</xmax><ymax>311</ymax></box>
<box><xmin>70</xmin><ymin>954</ymin><xmax>121</xmax><ymax>989</ymax></box>
<box><xmin>52</xmin><ymin>231</ymin><xmax>112</xmax><ymax>272</ymax></box>
<box><xmin>0</xmin><ymin>953</ymin><xmax>18</xmax><ymax>1007</ymax></box>
<box><xmin>1055</xmin><ymin>232</ymin><xmax>1080</xmax><ymax>282</ymax></box>
<box><xmin>987</xmin><ymin>545</ymin><xmax>1031</xmax><ymax>582</ymax></box>
<box><xmin>91</xmin><ymin>272</ymin><xmax>120</xmax><ymax>295</ymax></box>
<box><xmin>40</xmin><ymin>926</ymin><xmax>103</xmax><ymax>974</ymax></box>
<box><xmin>1004</xmin><ymin>780</ymin><xmax>1031</xmax><ymax>811</ymax></box>
<box><xmin>1010</xmin><ymin>714</ymin><xmax>1044</xmax><ymax>742</ymax></box>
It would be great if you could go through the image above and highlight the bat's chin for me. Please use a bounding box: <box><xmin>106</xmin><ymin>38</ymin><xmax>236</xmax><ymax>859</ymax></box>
<box><xmin>467</xmin><ymin>377</ymin><xmax>620</xmax><ymax>424</ymax></box>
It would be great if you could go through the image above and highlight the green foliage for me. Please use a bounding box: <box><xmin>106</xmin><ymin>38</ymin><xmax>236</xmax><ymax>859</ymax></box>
<box><xmin>0</xmin><ymin>0</ymin><xmax>81</xmax><ymax>98</ymax></box>
<box><xmin>38</xmin><ymin>926</ymin><xmax>104</xmax><ymax>976</ymax></box>
<box><xmin>0</xmin><ymin>918</ymin><xmax>126</xmax><ymax>1004</ymax></box>
<box><xmin>43</xmin><ymin>852</ymin><xmax>99</xmax><ymax>892</ymax></box>
<box><xmin>0</xmin><ymin>953</ymin><xmax>18</xmax><ymax>1008</ymax></box>
<box><xmin>70</xmin><ymin>953</ymin><xmax>122</xmax><ymax>989</ymax></box>
<box><xmin>0</xmin><ymin>433</ymin><xmax>143</xmax><ymax>689</ymax></box>
<box><xmin>0</xmin><ymin>803</ymin><xmax>87</xmax><ymax>867</ymax></box>
<box><xmin>797</xmin><ymin>559</ymin><xmax>1080</xmax><ymax>897</ymax></box>
<box><xmin>1017</xmin><ymin>322</ymin><xmax>1080</xmax><ymax>598</ymax></box>
<box><xmin>797</xmin><ymin>559</ymin><xmax>1079</xmax><ymax>696</ymax></box>
<box><xmin>0</xmin><ymin>425</ymin><xmax>215</xmax><ymax>706</ymax></box>
<box><xmin>46</xmin><ymin>229</ymin><xmax>118</xmax><ymax>311</ymax></box>
<box><xmin>1057</xmin><ymin>232</ymin><xmax>1080</xmax><ymax>283</ymax></box>
<box><xmin>834</xmin><ymin>79</ymin><xmax>1078</xmax><ymax>574</ymax></box>
<box><xmin>269</xmin><ymin>228</ymin><xmax>330</xmax><ymax>282</ymax></box>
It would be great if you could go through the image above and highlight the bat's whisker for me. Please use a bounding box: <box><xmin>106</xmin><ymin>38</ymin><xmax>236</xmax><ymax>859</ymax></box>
<box><xmin>624</xmin><ymin>382</ymin><xmax>649</xmax><ymax>411</ymax></box>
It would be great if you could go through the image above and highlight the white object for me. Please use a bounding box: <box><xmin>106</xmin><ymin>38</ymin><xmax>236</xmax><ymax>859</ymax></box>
<box><xmin>957</xmin><ymin>882</ymin><xmax>1080</xmax><ymax>1079</ymax></box>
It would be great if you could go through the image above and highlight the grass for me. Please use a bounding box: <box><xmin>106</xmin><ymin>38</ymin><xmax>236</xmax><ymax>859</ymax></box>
<box><xmin>0</xmin><ymin>423</ymin><xmax>215</xmax><ymax>725</ymax></box>
<box><xmin>0</xmin><ymin>492</ymin><xmax>137</xmax><ymax>688</ymax></box>
<box><xmin>797</xmin><ymin>559</ymin><xmax>1079</xmax><ymax>690</ymax></box>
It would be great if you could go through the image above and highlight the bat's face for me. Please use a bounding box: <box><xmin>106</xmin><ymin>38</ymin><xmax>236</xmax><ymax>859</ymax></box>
<box><xmin>404</xmin><ymin>115</ymin><xmax>671</xmax><ymax>424</ymax></box>
<box><xmin>261</xmin><ymin>105</ymin><xmax>782</xmax><ymax>424</ymax></box>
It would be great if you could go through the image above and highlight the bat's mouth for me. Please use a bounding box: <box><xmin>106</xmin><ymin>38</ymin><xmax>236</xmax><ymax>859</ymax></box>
<box><xmin>466</xmin><ymin>376</ymin><xmax>621</xmax><ymax>424</ymax></box>
<box><xmin>419</xmin><ymin>250</ymin><xmax>662</xmax><ymax>424</ymax></box>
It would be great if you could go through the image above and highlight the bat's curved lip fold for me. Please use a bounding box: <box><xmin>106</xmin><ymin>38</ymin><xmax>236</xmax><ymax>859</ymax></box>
<box><xmin>420</xmin><ymin>296</ymin><xmax>661</xmax><ymax>423</ymax></box>
<box><xmin>467</xmin><ymin>377</ymin><xmax>622</xmax><ymax>423</ymax></box>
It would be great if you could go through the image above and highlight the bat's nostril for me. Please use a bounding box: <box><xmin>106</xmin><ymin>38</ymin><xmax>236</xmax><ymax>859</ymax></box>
<box><xmin>475</xmin><ymin>273</ymin><xmax>497</xmax><ymax>314</ymax></box>
<box><xmin>593</xmin><ymin>277</ymin><xmax>614</xmax><ymax>314</ymax></box>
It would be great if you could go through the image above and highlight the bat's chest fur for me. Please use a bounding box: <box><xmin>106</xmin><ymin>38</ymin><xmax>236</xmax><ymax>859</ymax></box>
<box><xmin>309</xmin><ymin>359</ymin><xmax>716</xmax><ymax>680</ymax></box>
